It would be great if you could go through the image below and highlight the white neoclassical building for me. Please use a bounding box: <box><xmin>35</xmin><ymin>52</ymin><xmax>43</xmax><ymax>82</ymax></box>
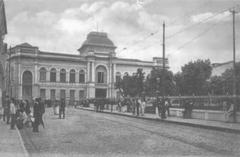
<box><xmin>0</xmin><ymin>32</ymin><xmax>167</xmax><ymax>102</ymax></box>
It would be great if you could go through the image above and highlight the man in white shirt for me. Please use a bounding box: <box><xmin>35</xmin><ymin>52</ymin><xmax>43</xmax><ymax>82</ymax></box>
<box><xmin>10</xmin><ymin>98</ymin><xmax>16</xmax><ymax>130</ymax></box>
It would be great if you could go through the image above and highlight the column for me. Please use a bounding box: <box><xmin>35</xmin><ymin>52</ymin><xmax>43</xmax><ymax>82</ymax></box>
<box><xmin>46</xmin><ymin>69</ymin><xmax>50</xmax><ymax>82</ymax></box>
<box><xmin>56</xmin><ymin>69</ymin><xmax>60</xmax><ymax>82</ymax></box>
<box><xmin>66</xmin><ymin>71</ymin><xmax>69</xmax><ymax>83</ymax></box>
<box><xmin>91</xmin><ymin>62</ymin><xmax>95</xmax><ymax>82</ymax></box>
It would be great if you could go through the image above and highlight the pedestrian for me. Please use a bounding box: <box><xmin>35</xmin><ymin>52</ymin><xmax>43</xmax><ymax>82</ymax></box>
<box><xmin>10</xmin><ymin>98</ymin><xmax>16</xmax><ymax>130</ymax></box>
<box><xmin>140</xmin><ymin>97</ymin><xmax>146</xmax><ymax>116</ymax></box>
<box><xmin>154</xmin><ymin>97</ymin><xmax>161</xmax><ymax>118</ymax></box>
<box><xmin>3</xmin><ymin>95</ymin><xmax>10</xmax><ymax>124</ymax></box>
<box><xmin>32</xmin><ymin>98</ymin><xmax>41</xmax><ymax>132</ymax></box>
<box><xmin>39</xmin><ymin>98</ymin><xmax>45</xmax><ymax>128</ymax></box>
<box><xmin>165</xmin><ymin>98</ymin><xmax>171</xmax><ymax>117</ymax></box>
<box><xmin>131</xmin><ymin>98</ymin><xmax>136</xmax><ymax>115</ymax></box>
<box><xmin>59</xmin><ymin>98</ymin><xmax>65</xmax><ymax>119</ymax></box>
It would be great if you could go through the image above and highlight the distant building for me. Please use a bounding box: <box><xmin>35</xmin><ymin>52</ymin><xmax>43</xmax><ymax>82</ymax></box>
<box><xmin>211</xmin><ymin>61</ymin><xmax>233</xmax><ymax>76</ymax></box>
<box><xmin>0</xmin><ymin>31</ymin><xmax>168</xmax><ymax>103</ymax></box>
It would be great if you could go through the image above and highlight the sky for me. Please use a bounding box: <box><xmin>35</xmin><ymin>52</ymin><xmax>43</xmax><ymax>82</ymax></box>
<box><xmin>4</xmin><ymin>0</ymin><xmax>240</xmax><ymax>73</ymax></box>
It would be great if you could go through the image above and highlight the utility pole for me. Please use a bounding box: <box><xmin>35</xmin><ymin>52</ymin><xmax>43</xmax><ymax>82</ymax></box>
<box><xmin>8</xmin><ymin>47</ymin><xmax>11</xmax><ymax>98</ymax></box>
<box><xmin>161</xmin><ymin>22</ymin><xmax>166</xmax><ymax>119</ymax></box>
<box><xmin>230</xmin><ymin>8</ymin><xmax>237</xmax><ymax>122</ymax></box>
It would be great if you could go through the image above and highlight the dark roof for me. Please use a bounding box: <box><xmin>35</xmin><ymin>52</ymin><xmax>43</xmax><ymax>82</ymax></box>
<box><xmin>80</xmin><ymin>32</ymin><xmax>116</xmax><ymax>49</ymax></box>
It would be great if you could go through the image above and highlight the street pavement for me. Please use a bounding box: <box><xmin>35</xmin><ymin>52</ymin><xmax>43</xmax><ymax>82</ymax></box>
<box><xmin>18</xmin><ymin>107</ymin><xmax>240</xmax><ymax>157</ymax></box>
<box><xmin>79</xmin><ymin>107</ymin><xmax>240</xmax><ymax>134</ymax></box>
<box><xmin>0</xmin><ymin>119</ymin><xmax>28</xmax><ymax>157</ymax></box>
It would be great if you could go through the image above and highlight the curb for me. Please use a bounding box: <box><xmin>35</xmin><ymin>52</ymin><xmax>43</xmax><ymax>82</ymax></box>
<box><xmin>78</xmin><ymin>107</ymin><xmax>240</xmax><ymax>134</ymax></box>
<box><xmin>16</xmin><ymin>127</ymin><xmax>29</xmax><ymax>157</ymax></box>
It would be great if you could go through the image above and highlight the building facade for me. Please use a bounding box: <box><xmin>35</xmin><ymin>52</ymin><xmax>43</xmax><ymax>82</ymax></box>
<box><xmin>0</xmin><ymin>0</ymin><xmax>7</xmax><ymax>107</ymax></box>
<box><xmin>1</xmin><ymin>32</ymin><xmax>167</xmax><ymax>103</ymax></box>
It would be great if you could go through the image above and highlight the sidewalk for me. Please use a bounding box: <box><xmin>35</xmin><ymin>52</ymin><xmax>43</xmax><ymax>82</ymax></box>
<box><xmin>78</xmin><ymin>107</ymin><xmax>240</xmax><ymax>134</ymax></box>
<box><xmin>0</xmin><ymin>120</ymin><xmax>28</xmax><ymax>157</ymax></box>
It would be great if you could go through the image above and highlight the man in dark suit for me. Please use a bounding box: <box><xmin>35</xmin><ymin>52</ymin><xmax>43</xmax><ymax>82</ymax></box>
<box><xmin>33</xmin><ymin>98</ymin><xmax>41</xmax><ymax>132</ymax></box>
<box><xmin>59</xmin><ymin>98</ymin><xmax>65</xmax><ymax>119</ymax></box>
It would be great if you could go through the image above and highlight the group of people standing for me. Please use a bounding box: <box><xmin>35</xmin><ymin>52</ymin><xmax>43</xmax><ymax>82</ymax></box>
<box><xmin>1</xmin><ymin>95</ymin><xmax>45</xmax><ymax>132</ymax></box>
<box><xmin>2</xmin><ymin>96</ymin><xmax>31</xmax><ymax>129</ymax></box>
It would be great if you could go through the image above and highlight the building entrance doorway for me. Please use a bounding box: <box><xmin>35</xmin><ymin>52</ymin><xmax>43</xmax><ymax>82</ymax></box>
<box><xmin>95</xmin><ymin>89</ymin><xmax>107</xmax><ymax>98</ymax></box>
<box><xmin>22</xmin><ymin>71</ymin><xmax>32</xmax><ymax>101</ymax></box>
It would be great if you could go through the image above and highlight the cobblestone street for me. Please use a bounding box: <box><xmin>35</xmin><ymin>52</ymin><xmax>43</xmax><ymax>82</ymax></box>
<box><xmin>20</xmin><ymin>108</ymin><xmax>240</xmax><ymax>157</ymax></box>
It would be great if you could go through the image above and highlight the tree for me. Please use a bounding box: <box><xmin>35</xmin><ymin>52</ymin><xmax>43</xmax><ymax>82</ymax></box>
<box><xmin>175</xmin><ymin>59</ymin><xmax>212</xmax><ymax>95</ymax></box>
<box><xmin>145</xmin><ymin>67</ymin><xmax>176</xmax><ymax>96</ymax></box>
<box><xmin>219</xmin><ymin>62</ymin><xmax>240</xmax><ymax>95</ymax></box>
<box><xmin>115</xmin><ymin>68</ymin><xmax>145</xmax><ymax>97</ymax></box>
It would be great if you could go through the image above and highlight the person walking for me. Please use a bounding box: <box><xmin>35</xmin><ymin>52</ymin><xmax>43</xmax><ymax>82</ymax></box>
<box><xmin>140</xmin><ymin>97</ymin><xmax>146</xmax><ymax>116</ymax></box>
<box><xmin>32</xmin><ymin>98</ymin><xmax>41</xmax><ymax>132</ymax></box>
<box><xmin>59</xmin><ymin>98</ymin><xmax>65</xmax><ymax>119</ymax></box>
<box><xmin>10</xmin><ymin>98</ymin><xmax>16</xmax><ymax>130</ymax></box>
<box><xmin>39</xmin><ymin>98</ymin><xmax>45</xmax><ymax>128</ymax></box>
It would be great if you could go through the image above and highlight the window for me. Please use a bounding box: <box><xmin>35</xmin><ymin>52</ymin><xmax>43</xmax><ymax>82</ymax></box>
<box><xmin>60</xmin><ymin>69</ymin><xmax>66</xmax><ymax>83</ymax></box>
<box><xmin>50</xmin><ymin>89</ymin><xmax>55</xmax><ymax>100</ymax></box>
<box><xmin>39</xmin><ymin>67</ymin><xmax>47</xmax><ymax>81</ymax></box>
<box><xmin>50</xmin><ymin>68</ymin><xmax>56</xmax><ymax>82</ymax></box>
<box><xmin>79</xmin><ymin>90</ymin><xmax>85</xmax><ymax>99</ymax></box>
<box><xmin>95</xmin><ymin>66</ymin><xmax>107</xmax><ymax>84</ymax></box>
<box><xmin>40</xmin><ymin>89</ymin><xmax>46</xmax><ymax>99</ymax></box>
<box><xmin>70</xmin><ymin>90</ymin><xmax>75</xmax><ymax>101</ymax></box>
<box><xmin>79</xmin><ymin>70</ymin><xmax>85</xmax><ymax>83</ymax></box>
<box><xmin>60</xmin><ymin>90</ymin><xmax>66</xmax><ymax>99</ymax></box>
<box><xmin>97</xmin><ymin>72</ymin><xmax>104</xmax><ymax>83</ymax></box>
<box><xmin>70</xmin><ymin>69</ymin><xmax>75</xmax><ymax>83</ymax></box>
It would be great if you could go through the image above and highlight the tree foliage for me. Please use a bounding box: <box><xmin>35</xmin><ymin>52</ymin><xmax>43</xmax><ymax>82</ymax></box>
<box><xmin>115</xmin><ymin>68</ymin><xmax>145</xmax><ymax>97</ymax></box>
<box><xmin>145</xmin><ymin>67</ymin><xmax>176</xmax><ymax>96</ymax></box>
<box><xmin>174</xmin><ymin>59</ymin><xmax>212</xmax><ymax>95</ymax></box>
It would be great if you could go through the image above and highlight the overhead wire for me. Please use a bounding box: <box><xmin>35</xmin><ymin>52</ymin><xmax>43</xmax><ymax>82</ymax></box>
<box><xmin>117</xmin><ymin>5</ymin><xmax>238</xmax><ymax>54</ymax></box>
<box><xmin>169</xmin><ymin>12</ymin><xmax>231</xmax><ymax>54</ymax></box>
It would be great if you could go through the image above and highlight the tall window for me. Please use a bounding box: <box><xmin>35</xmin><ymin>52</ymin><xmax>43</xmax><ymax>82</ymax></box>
<box><xmin>40</xmin><ymin>89</ymin><xmax>46</xmax><ymax>100</ymax></box>
<box><xmin>96</xmin><ymin>66</ymin><xmax>107</xmax><ymax>84</ymax></box>
<box><xmin>97</xmin><ymin>72</ymin><xmax>104</xmax><ymax>83</ymax></box>
<box><xmin>50</xmin><ymin>89</ymin><xmax>55</xmax><ymax>100</ymax></box>
<box><xmin>69</xmin><ymin>90</ymin><xmax>75</xmax><ymax>105</ymax></box>
<box><xmin>79</xmin><ymin>70</ymin><xmax>85</xmax><ymax>83</ymax></box>
<box><xmin>60</xmin><ymin>69</ymin><xmax>66</xmax><ymax>83</ymax></box>
<box><xmin>70</xmin><ymin>90</ymin><xmax>75</xmax><ymax>101</ymax></box>
<box><xmin>39</xmin><ymin>67</ymin><xmax>47</xmax><ymax>81</ymax></box>
<box><xmin>60</xmin><ymin>90</ymin><xmax>66</xmax><ymax>99</ymax></box>
<box><xmin>70</xmin><ymin>69</ymin><xmax>75</xmax><ymax>83</ymax></box>
<box><xmin>79</xmin><ymin>90</ymin><xmax>85</xmax><ymax>99</ymax></box>
<box><xmin>50</xmin><ymin>68</ymin><xmax>56</xmax><ymax>82</ymax></box>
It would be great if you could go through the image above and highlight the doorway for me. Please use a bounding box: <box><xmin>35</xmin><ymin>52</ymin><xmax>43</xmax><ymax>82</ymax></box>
<box><xmin>22</xmin><ymin>71</ymin><xmax>32</xmax><ymax>101</ymax></box>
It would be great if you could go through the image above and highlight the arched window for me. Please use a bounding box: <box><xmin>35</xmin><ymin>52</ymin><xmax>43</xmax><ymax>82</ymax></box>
<box><xmin>70</xmin><ymin>69</ymin><xmax>75</xmax><ymax>83</ymax></box>
<box><xmin>79</xmin><ymin>70</ymin><xmax>85</xmax><ymax>83</ymax></box>
<box><xmin>39</xmin><ymin>67</ymin><xmax>46</xmax><ymax>81</ymax></box>
<box><xmin>22</xmin><ymin>71</ymin><xmax>32</xmax><ymax>100</ymax></box>
<box><xmin>116</xmin><ymin>72</ymin><xmax>121</xmax><ymax>83</ymax></box>
<box><xmin>60</xmin><ymin>69</ymin><xmax>66</xmax><ymax>83</ymax></box>
<box><xmin>50</xmin><ymin>68</ymin><xmax>56</xmax><ymax>82</ymax></box>
<box><xmin>96</xmin><ymin>66</ymin><xmax>107</xmax><ymax>83</ymax></box>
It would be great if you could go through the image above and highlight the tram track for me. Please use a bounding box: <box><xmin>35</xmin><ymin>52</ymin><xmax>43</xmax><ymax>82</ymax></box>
<box><xmin>85</xmin><ymin>110</ymin><xmax>236</xmax><ymax>156</ymax></box>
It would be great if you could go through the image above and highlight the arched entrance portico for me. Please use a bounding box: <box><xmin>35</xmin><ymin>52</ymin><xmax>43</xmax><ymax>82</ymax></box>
<box><xmin>22</xmin><ymin>71</ymin><xmax>32</xmax><ymax>101</ymax></box>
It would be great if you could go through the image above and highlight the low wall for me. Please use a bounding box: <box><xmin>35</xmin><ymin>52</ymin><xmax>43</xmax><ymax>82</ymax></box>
<box><xmin>170</xmin><ymin>108</ymin><xmax>240</xmax><ymax>123</ymax></box>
